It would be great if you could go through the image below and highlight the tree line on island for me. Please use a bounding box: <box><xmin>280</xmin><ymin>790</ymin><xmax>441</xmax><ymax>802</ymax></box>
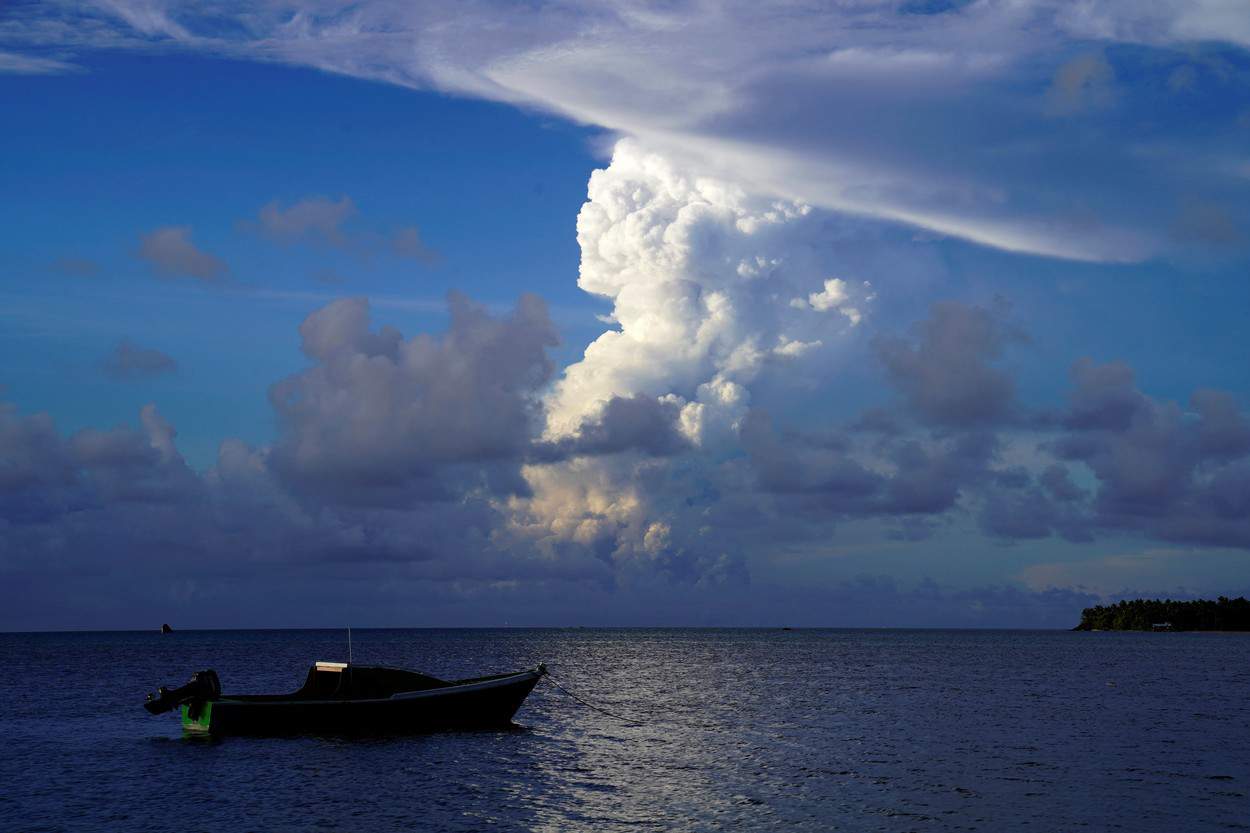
<box><xmin>1075</xmin><ymin>597</ymin><xmax>1250</xmax><ymax>631</ymax></box>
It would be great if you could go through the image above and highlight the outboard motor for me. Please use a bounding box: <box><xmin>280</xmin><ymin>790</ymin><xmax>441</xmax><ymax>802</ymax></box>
<box><xmin>143</xmin><ymin>669</ymin><xmax>221</xmax><ymax>714</ymax></box>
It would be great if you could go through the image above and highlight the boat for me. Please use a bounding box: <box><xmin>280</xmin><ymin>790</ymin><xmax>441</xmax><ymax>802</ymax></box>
<box><xmin>143</xmin><ymin>661</ymin><xmax>547</xmax><ymax>736</ymax></box>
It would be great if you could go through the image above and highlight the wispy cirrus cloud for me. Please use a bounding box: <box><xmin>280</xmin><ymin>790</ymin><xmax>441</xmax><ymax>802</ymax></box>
<box><xmin>3</xmin><ymin>1</ymin><xmax>1249</xmax><ymax>627</ymax></box>
<box><xmin>3</xmin><ymin>2</ymin><xmax>1249</xmax><ymax>261</ymax></box>
<box><xmin>0</xmin><ymin>48</ymin><xmax>78</xmax><ymax>74</ymax></box>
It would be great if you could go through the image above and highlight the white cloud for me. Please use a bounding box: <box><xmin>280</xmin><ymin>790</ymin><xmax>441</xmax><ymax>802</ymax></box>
<box><xmin>542</xmin><ymin>139</ymin><xmax>865</xmax><ymax>444</ymax></box>
<box><xmin>4</xmin><ymin>0</ymin><xmax>1250</xmax><ymax>610</ymax></box>
<box><xmin>792</xmin><ymin>278</ymin><xmax>873</xmax><ymax>325</ymax></box>
<box><xmin>6</xmin><ymin>2</ymin><xmax>1247</xmax><ymax>261</ymax></box>
<box><xmin>517</xmin><ymin>139</ymin><xmax>875</xmax><ymax>565</ymax></box>
<box><xmin>1056</xmin><ymin>0</ymin><xmax>1250</xmax><ymax>49</ymax></box>
<box><xmin>808</xmin><ymin>279</ymin><xmax>850</xmax><ymax>312</ymax></box>
<box><xmin>774</xmin><ymin>336</ymin><xmax>822</xmax><ymax>358</ymax></box>
<box><xmin>0</xmin><ymin>49</ymin><xmax>79</xmax><ymax>74</ymax></box>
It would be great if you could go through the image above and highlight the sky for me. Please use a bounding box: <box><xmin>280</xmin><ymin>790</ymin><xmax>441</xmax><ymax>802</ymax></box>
<box><xmin>1</xmin><ymin>0</ymin><xmax>1249</xmax><ymax>630</ymax></box>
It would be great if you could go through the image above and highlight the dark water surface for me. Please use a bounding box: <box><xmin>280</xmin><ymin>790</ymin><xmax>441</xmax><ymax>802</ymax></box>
<box><xmin>1</xmin><ymin>629</ymin><xmax>1247</xmax><ymax>832</ymax></box>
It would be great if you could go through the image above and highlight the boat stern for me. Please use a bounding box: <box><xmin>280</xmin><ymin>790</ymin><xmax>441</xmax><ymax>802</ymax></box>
<box><xmin>180</xmin><ymin>700</ymin><xmax>215</xmax><ymax>734</ymax></box>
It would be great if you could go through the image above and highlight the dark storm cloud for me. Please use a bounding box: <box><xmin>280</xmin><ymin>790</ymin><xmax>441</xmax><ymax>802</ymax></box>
<box><xmin>1191</xmin><ymin>389</ymin><xmax>1250</xmax><ymax>458</ymax></box>
<box><xmin>1039</xmin><ymin>464</ymin><xmax>1086</xmax><ymax>503</ymax></box>
<box><xmin>0</xmin><ymin>294</ymin><xmax>619</xmax><ymax>629</ymax></box>
<box><xmin>945</xmin><ymin>354</ymin><xmax>1250</xmax><ymax>548</ymax></box>
<box><xmin>749</xmin><ymin>301</ymin><xmax>1250</xmax><ymax>553</ymax></box>
<box><xmin>101</xmin><ymin>339</ymin><xmax>178</xmax><ymax>380</ymax></box>
<box><xmin>0</xmin><ymin>405</ymin><xmax>567</xmax><ymax>631</ymax></box>
<box><xmin>873</xmin><ymin>301</ymin><xmax>1023</xmax><ymax>428</ymax></box>
<box><xmin>848</xmin><ymin>407</ymin><xmax>903</xmax><ymax>436</ymax></box>
<box><xmin>0</xmin><ymin>289</ymin><xmax>727</xmax><ymax>610</ymax></box>
<box><xmin>740</xmin><ymin>408</ymin><xmax>997</xmax><ymax>521</ymax></box>
<box><xmin>4</xmin><ymin>296</ymin><xmax>1249</xmax><ymax>630</ymax></box>
<box><xmin>740</xmin><ymin>410</ymin><xmax>880</xmax><ymax>507</ymax></box>
<box><xmin>72</xmin><ymin>406</ymin><xmax>201</xmax><ymax>503</ymax></box>
<box><xmin>978</xmin><ymin>484</ymin><xmax>1091</xmax><ymax>543</ymax></box>
<box><xmin>0</xmin><ymin>405</ymin><xmax>74</xmax><ymax>517</ymax></box>
<box><xmin>740</xmin><ymin>302</ymin><xmax>1020</xmax><ymax>529</ymax></box>
<box><xmin>1047</xmin><ymin>359</ymin><xmax>1250</xmax><ymax>548</ymax></box>
<box><xmin>268</xmin><ymin>292</ymin><xmax>558</xmax><ymax>505</ymax></box>
<box><xmin>1059</xmin><ymin>358</ymin><xmax>1145</xmax><ymax>431</ymax></box>
<box><xmin>0</xmin><ymin>402</ymin><xmax>199</xmax><ymax>530</ymax></box>
<box><xmin>884</xmin><ymin>431</ymin><xmax>997</xmax><ymax>515</ymax></box>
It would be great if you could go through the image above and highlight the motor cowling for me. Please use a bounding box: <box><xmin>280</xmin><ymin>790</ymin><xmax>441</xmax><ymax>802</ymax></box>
<box><xmin>143</xmin><ymin>669</ymin><xmax>221</xmax><ymax>714</ymax></box>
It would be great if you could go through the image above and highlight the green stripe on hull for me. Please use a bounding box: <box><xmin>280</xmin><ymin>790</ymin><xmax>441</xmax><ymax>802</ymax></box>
<box><xmin>180</xmin><ymin>701</ymin><xmax>213</xmax><ymax>734</ymax></box>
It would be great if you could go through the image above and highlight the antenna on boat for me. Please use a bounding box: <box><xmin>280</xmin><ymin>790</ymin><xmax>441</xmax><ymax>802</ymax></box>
<box><xmin>347</xmin><ymin>626</ymin><xmax>352</xmax><ymax>665</ymax></box>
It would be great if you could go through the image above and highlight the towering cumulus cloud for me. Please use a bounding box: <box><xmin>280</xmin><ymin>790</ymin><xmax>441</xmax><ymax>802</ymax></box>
<box><xmin>513</xmin><ymin>140</ymin><xmax>870</xmax><ymax>583</ymax></box>
<box><xmin>2</xmin><ymin>2</ymin><xmax>1249</xmax><ymax>625</ymax></box>
<box><xmin>547</xmin><ymin>140</ymin><xmax>868</xmax><ymax>443</ymax></box>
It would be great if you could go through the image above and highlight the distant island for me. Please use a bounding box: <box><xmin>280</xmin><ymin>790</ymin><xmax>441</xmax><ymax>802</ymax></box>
<box><xmin>1075</xmin><ymin>597</ymin><xmax>1250</xmax><ymax>631</ymax></box>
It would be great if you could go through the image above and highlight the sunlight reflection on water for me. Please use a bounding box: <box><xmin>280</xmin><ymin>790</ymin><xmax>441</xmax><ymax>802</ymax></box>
<box><xmin>1</xmin><ymin>628</ymin><xmax>1248</xmax><ymax>831</ymax></box>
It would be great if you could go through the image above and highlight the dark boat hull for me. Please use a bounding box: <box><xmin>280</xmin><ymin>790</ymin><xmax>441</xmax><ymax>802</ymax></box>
<box><xmin>181</xmin><ymin>669</ymin><xmax>544</xmax><ymax>736</ymax></box>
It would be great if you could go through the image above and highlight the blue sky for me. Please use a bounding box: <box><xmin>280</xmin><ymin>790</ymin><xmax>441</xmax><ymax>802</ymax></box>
<box><xmin>2</xmin><ymin>52</ymin><xmax>609</xmax><ymax>464</ymax></box>
<box><xmin>1</xmin><ymin>2</ymin><xmax>1249</xmax><ymax>629</ymax></box>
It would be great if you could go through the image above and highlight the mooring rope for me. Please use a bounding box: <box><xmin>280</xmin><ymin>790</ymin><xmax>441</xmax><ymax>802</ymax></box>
<box><xmin>542</xmin><ymin>671</ymin><xmax>720</xmax><ymax>730</ymax></box>
<box><xmin>541</xmin><ymin>672</ymin><xmax>647</xmax><ymax>726</ymax></box>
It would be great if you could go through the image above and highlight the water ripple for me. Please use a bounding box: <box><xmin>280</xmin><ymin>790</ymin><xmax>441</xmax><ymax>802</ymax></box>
<box><xmin>1</xmin><ymin>629</ymin><xmax>1248</xmax><ymax>831</ymax></box>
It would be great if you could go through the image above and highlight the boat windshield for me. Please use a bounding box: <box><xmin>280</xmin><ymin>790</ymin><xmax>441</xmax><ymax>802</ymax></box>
<box><xmin>228</xmin><ymin>665</ymin><xmax>452</xmax><ymax>702</ymax></box>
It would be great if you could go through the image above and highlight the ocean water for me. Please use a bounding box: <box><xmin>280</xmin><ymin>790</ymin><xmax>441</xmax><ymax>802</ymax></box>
<box><xmin>1</xmin><ymin>628</ymin><xmax>1247</xmax><ymax>832</ymax></box>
